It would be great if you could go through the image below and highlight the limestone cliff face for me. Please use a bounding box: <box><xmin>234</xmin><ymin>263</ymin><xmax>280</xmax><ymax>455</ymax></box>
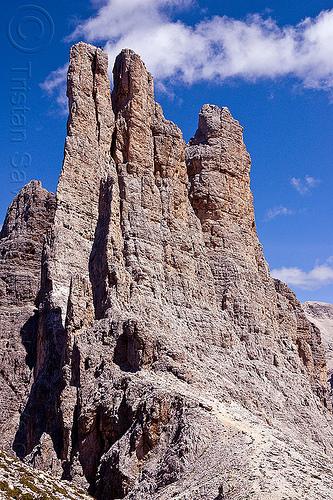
<box><xmin>0</xmin><ymin>181</ymin><xmax>55</xmax><ymax>453</ymax></box>
<box><xmin>1</xmin><ymin>43</ymin><xmax>333</xmax><ymax>500</ymax></box>
<box><xmin>15</xmin><ymin>43</ymin><xmax>116</xmax><ymax>474</ymax></box>
<box><xmin>186</xmin><ymin>104</ymin><xmax>279</xmax><ymax>348</ymax></box>
<box><xmin>41</xmin><ymin>42</ymin><xmax>114</xmax><ymax>336</ymax></box>
<box><xmin>274</xmin><ymin>280</ymin><xmax>328</xmax><ymax>399</ymax></box>
<box><xmin>302</xmin><ymin>301</ymin><xmax>333</xmax><ymax>399</ymax></box>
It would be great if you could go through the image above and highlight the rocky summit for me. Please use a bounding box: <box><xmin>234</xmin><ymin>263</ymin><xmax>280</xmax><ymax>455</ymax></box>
<box><xmin>1</xmin><ymin>42</ymin><xmax>333</xmax><ymax>500</ymax></box>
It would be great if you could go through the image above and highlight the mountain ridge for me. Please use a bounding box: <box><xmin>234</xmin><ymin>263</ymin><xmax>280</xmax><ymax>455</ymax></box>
<box><xmin>0</xmin><ymin>42</ymin><xmax>333</xmax><ymax>499</ymax></box>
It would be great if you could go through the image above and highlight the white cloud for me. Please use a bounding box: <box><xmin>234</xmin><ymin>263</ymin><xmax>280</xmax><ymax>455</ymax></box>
<box><xmin>291</xmin><ymin>177</ymin><xmax>307</xmax><ymax>194</ymax></box>
<box><xmin>305</xmin><ymin>175</ymin><xmax>321</xmax><ymax>188</ymax></box>
<box><xmin>40</xmin><ymin>64</ymin><xmax>69</xmax><ymax>115</ymax></box>
<box><xmin>155</xmin><ymin>81</ymin><xmax>176</xmax><ymax>100</ymax></box>
<box><xmin>291</xmin><ymin>175</ymin><xmax>321</xmax><ymax>194</ymax></box>
<box><xmin>271</xmin><ymin>257</ymin><xmax>333</xmax><ymax>290</ymax></box>
<box><xmin>43</xmin><ymin>3</ymin><xmax>333</xmax><ymax>106</ymax></box>
<box><xmin>266</xmin><ymin>205</ymin><xmax>294</xmax><ymax>220</ymax></box>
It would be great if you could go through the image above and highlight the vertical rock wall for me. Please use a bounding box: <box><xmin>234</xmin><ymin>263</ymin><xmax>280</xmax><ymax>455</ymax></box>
<box><xmin>0</xmin><ymin>43</ymin><xmax>333</xmax><ymax>500</ymax></box>
<box><xmin>0</xmin><ymin>181</ymin><xmax>55</xmax><ymax>453</ymax></box>
<box><xmin>42</xmin><ymin>42</ymin><xmax>115</xmax><ymax>335</ymax></box>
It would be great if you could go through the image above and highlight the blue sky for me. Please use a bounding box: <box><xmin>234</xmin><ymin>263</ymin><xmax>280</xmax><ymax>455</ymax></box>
<box><xmin>1</xmin><ymin>0</ymin><xmax>333</xmax><ymax>303</ymax></box>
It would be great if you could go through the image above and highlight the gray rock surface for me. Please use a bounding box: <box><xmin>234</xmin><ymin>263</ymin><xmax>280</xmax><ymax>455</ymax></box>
<box><xmin>303</xmin><ymin>301</ymin><xmax>333</xmax><ymax>399</ymax></box>
<box><xmin>1</xmin><ymin>43</ymin><xmax>333</xmax><ymax>499</ymax></box>
<box><xmin>274</xmin><ymin>281</ymin><xmax>328</xmax><ymax>401</ymax></box>
<box><xmin>0</xmin><ymin>181</ymin><xmax>55</xmax><ymax>454</ymax></box>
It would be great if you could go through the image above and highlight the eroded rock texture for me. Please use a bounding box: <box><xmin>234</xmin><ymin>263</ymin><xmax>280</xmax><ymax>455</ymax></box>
<box><xmin>1</xmin><ymin>43</ymin><xmax>333</xmax><ymax>499</ymax></box>
<box><xmin>0</xmin><ymin>181</ymin><xmax>55</xmax><ymax>453</ymax></box>
<box><xmin>303</xmin><ymin>301</ymin><xmax>333</xmax><ymax>399</ymax></box>
<box><xmin>274</xmin><ymin>280</ymin><xmax>328</xmax><ymax>400</ymax></box>
<box><xmin>186</xmin><ymin>104</ymin><xmax>278</xmax><ymax>345</ymax></box>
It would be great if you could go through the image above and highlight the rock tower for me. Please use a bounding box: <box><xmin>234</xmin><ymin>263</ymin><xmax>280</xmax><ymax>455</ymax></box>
<box><xmin>0</xmin><ymin>43</ymin><xmax>333</xmax><ymax>499</ymax></box>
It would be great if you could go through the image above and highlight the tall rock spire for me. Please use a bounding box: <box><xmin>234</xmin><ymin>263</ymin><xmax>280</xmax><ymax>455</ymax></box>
<box><xmin>44</xmin><ymin>42</ymin><xmax>115</xmax><ymax>331</ymax></box>
<box><xmin>109</xmin><ymin>48</ymin><xmax>219</xmax><ymax>320</ymax></box>
<box><xmin>186</xmin><ymin>104</ymin><xmax>278</xmax><ymax>339</ymax></box>
<box><xmin>22</xmin><ymin>43</ymin><xmax>116</xmax><ymax>469</ymax></box>
<box><xmin>0</xmin><ymin>44</ymin><xmax>333</xmax><ymax>500</ymax></box>
<box><xmin>186</xmin><ymin>103</ymin><xmax>328</xmax><ymax>400</ymax></box>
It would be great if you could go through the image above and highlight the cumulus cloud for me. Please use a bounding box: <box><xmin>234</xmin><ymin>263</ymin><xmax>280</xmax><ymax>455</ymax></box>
<box><xmin>43</xmin><ymin>2</ymin><xmax>333</xmax><ymax>105</ymax></box>
<box><xmin>40</xmin><ymin>63</ymin><xmax>69</xmax><ymax>114</ymax></box>
<box><xmin>271</xmin><ymin>257</ymin><xmax>333</xmax><ymax>290</ymax></box>
<box><xmin>291</xmin><ymin>175</ymin><xmax>321</xmax><ymax>194</ymax></box>
<box><xmin>266</xmin><ymin>205</ymin><xmax>294</xmax><ymax>220</ymax></box>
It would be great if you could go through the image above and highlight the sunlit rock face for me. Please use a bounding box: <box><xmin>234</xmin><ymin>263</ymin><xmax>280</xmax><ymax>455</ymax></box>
<box><xmin>0</xmin><ymin>43</ymin><xmax>333</xmax><ymax>500</ymax></box>
<box><xmin>303</xmin><ymin>300</ymin><xmax>333</xmax><ymax>400</ymax></box>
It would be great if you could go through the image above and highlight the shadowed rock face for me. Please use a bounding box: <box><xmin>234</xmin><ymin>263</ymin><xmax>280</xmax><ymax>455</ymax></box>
<box><xmin>1</xmin><ymin>43</ymin><xmax>333</xmax><ymax>500</ymax></box>
<box><xmin>0</xmin><ymin>181</ymin><xmax>56</xmax><ymax>453</ymax></box>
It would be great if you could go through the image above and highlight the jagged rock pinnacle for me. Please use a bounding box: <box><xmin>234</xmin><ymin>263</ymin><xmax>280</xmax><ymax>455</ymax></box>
<box><xmin>0</xmin><ymin>43</ymin><xmax>333</xmax><ymax>500</ymax></box>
